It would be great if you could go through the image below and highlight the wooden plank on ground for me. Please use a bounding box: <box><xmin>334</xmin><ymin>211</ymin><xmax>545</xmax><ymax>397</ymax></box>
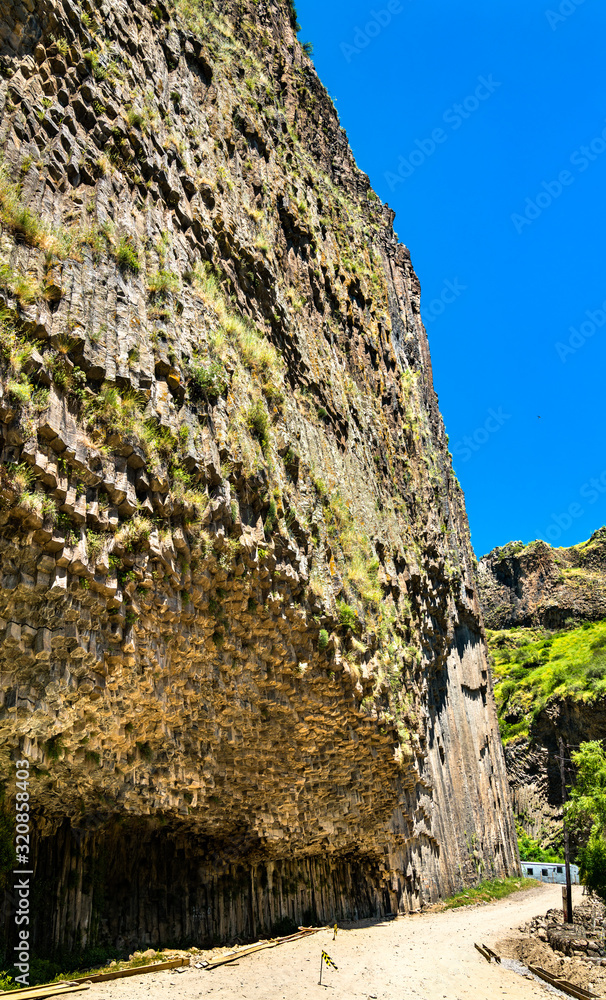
<box><xmin>482</xmin><ymin>943</ymin><xmax>501</xmax><ymax>964</ymax></box>
<box><xmin>474</xmin><ymin>942</ymin><xmax>491</xmax><ymax>962</ymax></box>
<box><xmin>68</xmin><ymin>958</ymin><xmax>189</xmax><ymax>983</ymax></box>
<box><xmin>556</xmin><ymin>980</ymin><xmax>602</xmax><ymax>1000</ymax></box>
<box><xmin>206</xmin><ymin>927</ymin><xmax>321</xmax><ymax>970</ymax></box>
<box><xmin>3</xmin><ymin>958</ymin><xmax>188</xmax><ymax>995</ymax></box>
<box><xmin>0</xmin><ymin>986</ymin><xmax>89</xmax><ymax>999</ymax></box>
<box><xmin>0</xmin><ymin>984</ymin><xmax>81</xmax><ymax>996</ymax></box>
<box><xmin>528</xmin><ymin>966</ymin><xmax>602</xmax><ymax>1000</ymax></box>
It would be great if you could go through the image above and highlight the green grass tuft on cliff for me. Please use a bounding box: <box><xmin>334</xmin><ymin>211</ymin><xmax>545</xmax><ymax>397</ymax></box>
<box><xmin>489</xmin><ymin>619</ymin><xmax>606</xmax><ymax>742</ymax></box>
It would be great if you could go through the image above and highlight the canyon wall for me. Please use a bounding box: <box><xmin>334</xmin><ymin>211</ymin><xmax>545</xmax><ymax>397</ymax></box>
<box><xmin>0</xmin><ymin>0</ymin><xmax>517</xmax><ymax>957</ymax></box>
<box><xmin>480</xmin><ymin>530</ymin><xmax>606</xmax><ymax>850</ymax></box>
<box><xmin>478</xmin><ymin>529</ymin><xmax>606</xmax><ymax>631</ymax></box>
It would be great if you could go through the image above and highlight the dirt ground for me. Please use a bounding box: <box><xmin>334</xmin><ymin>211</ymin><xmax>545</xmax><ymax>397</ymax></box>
<box><xmin>496</xmin><ymin>896</ymin><xmax>606</xmax><ymax>996</ymax></box>
<box><xmin>80</xmin><ymin>883</ymin><xmax>590</xmax><ymax>1000</ymax></box>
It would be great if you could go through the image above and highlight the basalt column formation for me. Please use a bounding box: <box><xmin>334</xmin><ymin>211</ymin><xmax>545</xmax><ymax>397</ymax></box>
<box><xmin>0</xmin><ymin>0</ymin><xmax>518</xmax><ymax>955</ymax></box>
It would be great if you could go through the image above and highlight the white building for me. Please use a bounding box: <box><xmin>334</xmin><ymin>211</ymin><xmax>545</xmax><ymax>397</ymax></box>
<box><xmin>521</xmin><ymin>861</ymin><xmax>580</xmax><ymax>884</ymax></box>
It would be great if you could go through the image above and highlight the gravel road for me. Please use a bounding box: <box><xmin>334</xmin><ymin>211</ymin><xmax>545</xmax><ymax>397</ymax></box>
<box><xmin>84</xmin><ymin>882</ymin><xmax>584</xmax><ymax>1000</ymax></box>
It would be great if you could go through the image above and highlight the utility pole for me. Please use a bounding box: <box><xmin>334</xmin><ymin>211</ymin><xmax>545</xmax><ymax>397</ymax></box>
<box><xmin>559</xmin><ymin>736</ymin><xmax>573</xmax><ymax>924</ymax></box>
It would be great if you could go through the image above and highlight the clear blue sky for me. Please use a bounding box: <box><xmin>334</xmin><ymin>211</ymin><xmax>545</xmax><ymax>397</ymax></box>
<box><xmin>296</xmin><ymin>0</ymin><xmax>606</xmax><ymax>557</ymax></box>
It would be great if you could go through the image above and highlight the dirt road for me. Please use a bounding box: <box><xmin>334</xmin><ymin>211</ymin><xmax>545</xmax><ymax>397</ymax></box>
<box><xmin>85</xmin><ymin>883</ymin><xmax>584</xmax><ymax>1000</ymax></box>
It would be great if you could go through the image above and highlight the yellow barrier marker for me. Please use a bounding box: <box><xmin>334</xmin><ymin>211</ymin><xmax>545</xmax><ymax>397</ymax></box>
<box><xmin>319</xmin><ymin>950</ymin><xmax>338</xmax><ymax>986</ymax></box>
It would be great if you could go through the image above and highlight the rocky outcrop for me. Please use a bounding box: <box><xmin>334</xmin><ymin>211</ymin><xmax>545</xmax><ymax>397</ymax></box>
<box><xmin>478</xmin><ymin>529</ymin><xmax>606</xmax><ymax>630</ymax></box>
<box><xmin>521</xmin><ymin>902</ymin><xmax>605</xmax><ymax>961</ymax></box>
<box><xmin>480</xmin><ymin>530</ymin><xmax>606</xmax><ymax>849</ymax></box>
<box><xmin>0</xmin><ymin>0</ymin><xmax>517</xmax><ymax>958</ymax></box>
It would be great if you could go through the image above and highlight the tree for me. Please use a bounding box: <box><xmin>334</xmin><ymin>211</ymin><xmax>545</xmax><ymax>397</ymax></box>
<box><xmin>517</xmin><ymin>827</ymin><xmax>562</xmax><ymax>863</ymax></box>
<box><xmin>566</xmin><ymin>740</ymin><xmax>606</xmax><ymax>902</ymax></box>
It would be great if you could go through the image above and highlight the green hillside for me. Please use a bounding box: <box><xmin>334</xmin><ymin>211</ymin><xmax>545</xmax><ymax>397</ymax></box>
<box><xmin>489</xmin><ymin>619</ymin><xmax>606</xmax><ymax>742</ymax></box>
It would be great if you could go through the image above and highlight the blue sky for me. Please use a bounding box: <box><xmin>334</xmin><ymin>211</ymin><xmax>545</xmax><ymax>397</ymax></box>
<box><xmin>296</xmin><ymin>0</ymin><xmax>606</xmax><ymax>557</ymax></box>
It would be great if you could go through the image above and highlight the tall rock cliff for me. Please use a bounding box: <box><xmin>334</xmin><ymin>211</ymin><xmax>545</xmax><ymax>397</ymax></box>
<box><xmin>0</xmin><ymin>0</ymin><xmax>517</xmax><ymax>956</ymax></box>
<box><xmin>480</xmin><ymin>530</ymin><xmax>606</xmax><ymax>852</ymax></box>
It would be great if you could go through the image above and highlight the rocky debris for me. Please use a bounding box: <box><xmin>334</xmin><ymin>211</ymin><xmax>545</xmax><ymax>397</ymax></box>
<box><xmin>498</xmin><ymin>900</ymin><xmax>606</xmax><ymax>998</ymax></box>
<box><xmin>521</xmin><ymin>902</ymin><xmax>606</xmax><ymax>960</ymax></box>
<box><xmin>0</xmin><ymin>0</ymin><xmax>517</xmax><ymax>955</ymax></box>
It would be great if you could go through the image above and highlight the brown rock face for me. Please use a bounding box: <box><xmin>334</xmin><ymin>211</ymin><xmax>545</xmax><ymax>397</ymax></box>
<box><xmin>0</xmin><ymin>0</ymin><xmax>517</xmax><ymax>956</ymax></box>
<box><xmin>478</xmin><ymin>530</ymin><xmax>606</xmax><ymax>630</ymax></box>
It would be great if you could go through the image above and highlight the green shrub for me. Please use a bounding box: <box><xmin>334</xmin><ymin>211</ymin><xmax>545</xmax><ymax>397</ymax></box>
<box><xmin>264</xmin><ymin>497</ymin><xmax>277</xmax><ymax>534</ymax></box>
<box><xmin>7</xmin><ymin>376</ymin><xmax>31</xmax><ymax>405</ymax></box>
<box><xmin>136</xmin><ymin>741</ymin><xmax>153</xmax><ymax>762</ymax></box>
<box><xmin>312</xmin><ymin>477</ymin><xmax>328</xmax><ymax>499</ymax></box>
<box><xmin>0</xmin><ymin>970</ymin><xmax>18</xmax><ymax>990</ymax></box>
<box><xmin>45</xmin><ymin>735</ymin><xmax>63</xmax><ymax>761</ymax></box>
<box><xmin>286</xmin><ymin>0</ymin><xmax>301</xmax><ymax>31</ymax></box>
<box><xmin>189</xmin><ymin>359</ymin><xmax>229</xmax><ymax>401</ymax></box>
<box><xmin>84</xmin><ymin>49</ymin><xmax>107</xmax><ymax>80</ymax></box>
<box><xmin>517</xmin><ymin>828</ymin><xmax>562</xmax><ymax>862</ymax></box>
<box><xmin>126</xmin><ymin>107</ymin><xmax>146</xmax><ymax>131</ymax></box>
<box><xmin>115</xmin><ymin>515</ymin><xmax>152</xmax><ymax>552</ymax></box>
<box><xmin>0</xmin><ymin>165</ymin><xmax>52</xmax><ymax>249</ymax></box>
<box><xmin>147</xmin><ymin>269</ymin><xmax>179</xmax><ymax>296</ymax></box>
<box><xmin>337</xmin><ymin>601</ymin><xmax>358</xmax><ymax>632</ymax></box>
<box><xmin>114</xmin><ymin>237</ymin><xmax>140</xmax><ymax>274</ymax></box>
<box><xmin>566</xmin><ymin>742</ymin><xmax>606</xmax><ymax>903</ymax></box>
<box><xmin>247</xmin><ymin>399</ymin><xmax>270</xmax><ymax>452</ymax></box>
<box><xmin>578</xmin><ymin>831</ymin><xmax>606</xmax><ymax>903</ymax></box>
<box><xmin>318</xmin><ymin>629</ymin><xmax>329</xmax><ymax>651</ymax></box>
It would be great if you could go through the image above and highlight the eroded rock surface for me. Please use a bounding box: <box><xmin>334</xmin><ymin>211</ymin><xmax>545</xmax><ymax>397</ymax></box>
<box><xmin>0</xmin><ymin>0</ymin><xmax>517</xmax><ymax>955</ymax></box>
<box><xmin>479</xmin><ymin>530</ymin><xmax>606</xmax><ymax>631</ymax></box>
